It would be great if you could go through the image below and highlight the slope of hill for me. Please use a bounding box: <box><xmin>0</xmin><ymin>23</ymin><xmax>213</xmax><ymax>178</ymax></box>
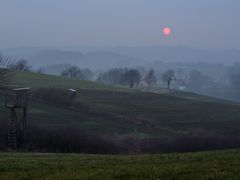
<box><xmin>3</xmin><ymin>46</ymin><xmax>240</xmax><ymax>70</ymax></box>
<box><xmin>28</xmin><ymin>49</ymin><xmax>85</xmax><ymax>67</ymax></box>
<box><xmin>1</xmin><ymin>70</ymin><xmax>240</xmax><ymax>139</ymax></box>
<box><xmin>63</xmin><ymin>45</ymin><xmax>240</xmax><ymax>64</ymax></box>
<box><xmin>0</xmin><ymin>72</ymin><xmax>240</xmax><ymax>152</ymax></box>
<box><xmin>106</xmin><ymin>45</ymin><xmax>240</xmax><ymax>64</ymax></box>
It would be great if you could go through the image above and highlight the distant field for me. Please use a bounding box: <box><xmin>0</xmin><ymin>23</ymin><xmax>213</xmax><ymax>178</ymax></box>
<box><xmin>0</xmin><ymin>149</ymin><xmax>240</xmax><ymax>179</ymax></box>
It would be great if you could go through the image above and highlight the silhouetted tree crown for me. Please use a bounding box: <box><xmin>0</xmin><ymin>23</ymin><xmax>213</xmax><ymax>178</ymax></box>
<box><xmin>124</xmin><ymin>69</ymin><xmax>141</xmax><ymax>88</ymax></box>
<box><xmin>144</xmin><ymin>68</ymin><xmax>157</xmax><ymax>86</ymax></box>
<box><xmin>162</xmin><ymin>70</ymin><xmax>175</xmax><ymax>89</ymax></box>
<box><xmin>97</xmin><ymin>68</ymin><xmax>127</xmax><ymax>85</ymax></box>
<box><xmin>61</xmin><ymin>66</ymin><xmax>93</xmax><ymax>80</ymax></box>
<box><xmin>7</xmin><ymin>59</ymin><xmax>31</xmax><ymax>72</ymax></box>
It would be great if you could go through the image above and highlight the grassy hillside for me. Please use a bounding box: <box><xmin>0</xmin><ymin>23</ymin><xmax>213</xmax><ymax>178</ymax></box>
<box><xmin>0</xmin><ymin>149</ymin><xmax>240</xmax><ymax>179</ymax></box>
<box><xmin>1</xmin><ymin>70</ymin><xmax>240</xmax><ymax>138</ymax></box>
<box><xmin>1</xmin><ymin>70</ymin><xmax>240</xmax><ymax>153</ymax></box>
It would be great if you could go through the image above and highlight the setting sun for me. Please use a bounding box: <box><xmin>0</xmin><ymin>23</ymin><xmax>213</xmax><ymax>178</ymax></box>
<box><xmin>163</xmin><ymin>27</ymin><xmax>172</xmax><ymax>36</ymax></box>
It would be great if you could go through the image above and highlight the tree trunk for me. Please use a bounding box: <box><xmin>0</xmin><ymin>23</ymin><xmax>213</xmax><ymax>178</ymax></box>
<box><xmin>130</xmin><ymin>82</ymin><xmax>133</xmax><ymax>88</ymax></box>
<box><xmin>167</xmin><ymin>79</ymin><xmax>171</xmax><ymax>89</ymax></box>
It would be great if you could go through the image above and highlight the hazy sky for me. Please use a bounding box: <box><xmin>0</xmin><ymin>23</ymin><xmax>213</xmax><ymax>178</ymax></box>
<box><xmin>0</xmin><ymin>0</ymin><xmax>240</xmax><ymax>49</ymax></box>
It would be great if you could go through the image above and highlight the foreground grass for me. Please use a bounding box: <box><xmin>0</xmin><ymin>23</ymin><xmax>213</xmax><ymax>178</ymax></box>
<box><xmin>0</xmin><ymin>149</ymin><xmax>240</xmax><ymax>179</ymax></box>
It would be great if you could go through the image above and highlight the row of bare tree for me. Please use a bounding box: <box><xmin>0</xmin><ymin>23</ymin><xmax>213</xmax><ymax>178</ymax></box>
<box><xmin>96</xmin><ymin>67</ymin><xmax>177</xmax><ymax>89</ymax></box>
<box><xmin>0</xmin><ymin>54</ymin><xmax>31</xmax><ymax>72</ymax></box>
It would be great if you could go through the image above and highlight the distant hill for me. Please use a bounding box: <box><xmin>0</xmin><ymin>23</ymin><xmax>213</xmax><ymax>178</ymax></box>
<box><xmin>63</xmin><ymin>45</ymin><xmax>240</xmax><ymax>64</ymax></box>
<box><xmin>105</xmin><ymin>46</ymin><xmax>240</xmax><ymax>64</ymax></box>
<box><xmin>1</xmin><ymin>48</ymin><xmax>145</xmax><ymax>69</ymax></box>
<box><xmin>28</xmin><ymin>49</ymin><xmax>84</xmax><ymax>67</ymax></box>
<box><xmin>2</xmin><ymin>45</ymin><xmax>240</xmax><ymax>69</ymax></box>
<box><xmin>0</xmin><ymin>47</ymin><xmax>47</xmax><ymax>58</ymax></box>
<box><xmin>83</xmin><ymin>51</ymin><xmax>144</xmax><ymax>69</ymax></box>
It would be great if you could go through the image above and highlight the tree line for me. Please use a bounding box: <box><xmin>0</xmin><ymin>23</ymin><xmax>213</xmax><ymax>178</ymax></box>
<box><xmin>0</xmin><ymin>53</ymin><xmax>207</xmax><ymax>91</ymax></box>
<box><xmin>0</xmin><ymin>54</ymin><xmax>208</xmax><ymax>91</ymax></box>
<box><xmin>0</xmin><ymin>54</ymin><xmax>31</xmax><ymax>72</ymax></box>
<box><xmin>4</xmin><ymin>52</ymin><xmax>240</xmax><ymax>101</ymax></box>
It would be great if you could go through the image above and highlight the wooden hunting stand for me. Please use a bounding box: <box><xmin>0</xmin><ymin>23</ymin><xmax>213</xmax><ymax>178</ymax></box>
<box><xmin>69</xmin><ymin>88</ymin><xmax>77</xmax><ymax>100</ymax></box>
<box><xmin>5</xmin><ymin>87</ymin><xmax>30</xmax><ymax>150</ymax></box>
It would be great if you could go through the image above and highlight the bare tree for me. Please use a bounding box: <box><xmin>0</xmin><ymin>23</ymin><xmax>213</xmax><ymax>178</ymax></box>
<box><xmin>97</xmin><ymin>68</ymin><xmax>127</xmax><ymax>85</ymax></box>
<box><xmin>0</xmin><ymin>54</ymin><xmax>12</xmax><ymax>68</ymax></box>
<box><xmin>61</xmin><ymin>66</ymin><xmax>81</xmax><ymax>78</ymax></box>
<box><xmin>144</xmin><ymin>68</ymin><xmax>157</xmax><ymax>86</ymax></box>
<box><xmin>61</xmin><ymin>66</ymin><xmax>93</xmax><ymax>80</ymax></box>
<box><xmin>7</xmin><ymin>59</ymin><xmax>31</xmax><ymax>72</ymax></box>
<box><xmin>162</xmin><ymin>70</ymin><xmax>175</xmax><ymax>89</ymax></box>
<box><xmin>0</xmin><ymin>54</ymin><xmax>13</xmax><ymax>86</ymax></box>
<box><xmin>124</xmin><ymin>69</ymin><xmax>141</xmax><ymax>88</ymax></box>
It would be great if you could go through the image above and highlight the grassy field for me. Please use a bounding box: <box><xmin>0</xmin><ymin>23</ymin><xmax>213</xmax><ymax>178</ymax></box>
<box><xmin>0</xmin><ymin>149</ymin><xmax>240</xmax><ymax>179</ymax></box>
<box><xmin>1</xmin><ymin>70</ymin><xmax>240</xmax><ymax>138</ymax></box>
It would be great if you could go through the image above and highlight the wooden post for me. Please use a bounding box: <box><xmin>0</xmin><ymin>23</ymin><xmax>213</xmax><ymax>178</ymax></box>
<box><xmin>69</xmin><ymin>89</ymin><xmax>77</xmax><ymax>101</ymax></box>
<box><xmin>13</xmin><ymin>87</ymin><xmax>30</xmax><ymax>144</ymax></box>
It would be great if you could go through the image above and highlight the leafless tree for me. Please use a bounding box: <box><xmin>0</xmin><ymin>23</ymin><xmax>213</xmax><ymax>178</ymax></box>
<box><xmin>144</xmin><ymin>68</ymin><xmax>157</xmax><ymax>86</ymax></box>
<box><xmin>7</xmin><ymin>59</ymin><xmax>31</xmax><ymax>72</ymax></box>
<box><xmin>61</xmin><ymin>66</ymin><xmax>94</xmax><ymax>80</ymax></box>
<box><xmin>0</xmin><ymin>54</ymin><xmax>13</xmax><ymax>68</ymax></box>
<box><xmin>124</xmin><ymin>69</ymin><xmax>141</xmax><ymax>88</ymax></box>
<box><xmin>61</xmin><ymin>66</ymin><xmax>82</xmax><ymax>78</ymax></box>
<box><xmin>162</xmin><ymin>70</ymin><xmax>175</xmax><ymax>89</ymax></box>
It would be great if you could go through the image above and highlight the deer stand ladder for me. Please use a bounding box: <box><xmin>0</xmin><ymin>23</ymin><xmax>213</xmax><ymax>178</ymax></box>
<box><xmin>5</xmin><ymin>88</ymin><xmax>30</xmax><ymax>151</ymax></box>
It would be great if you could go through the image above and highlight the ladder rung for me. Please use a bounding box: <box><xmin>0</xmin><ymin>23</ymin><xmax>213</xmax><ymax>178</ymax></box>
<box><xmin>8</xmin><ymin>118</ymin><xmax>18</xmax><ymax>150</ymax></box>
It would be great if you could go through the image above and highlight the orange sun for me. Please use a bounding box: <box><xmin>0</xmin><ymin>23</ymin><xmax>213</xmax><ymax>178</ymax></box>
<box><xmin>163</xmin><ymin>27</ymin><xmax>172</xmax><ymax>36</ymax></box>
